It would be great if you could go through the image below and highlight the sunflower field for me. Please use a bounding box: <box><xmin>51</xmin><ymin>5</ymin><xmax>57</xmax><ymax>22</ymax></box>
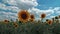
<box><xmin>0</xmin><ymin>10</ymin><xmax>60</xmax><ymax>34</ymax></box>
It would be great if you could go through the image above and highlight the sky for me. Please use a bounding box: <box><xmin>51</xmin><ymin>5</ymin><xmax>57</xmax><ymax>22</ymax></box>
<box><xmin>0</xmin><ymin>0</ymin><xmax>60</xmax><ymax>21</ymax></box>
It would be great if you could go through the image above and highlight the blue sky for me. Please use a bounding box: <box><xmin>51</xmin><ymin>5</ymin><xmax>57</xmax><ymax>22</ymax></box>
<box><xmin>37</xmin><ymin>0</ymin><xmax>60</xmax><ymax>10</ymax></box>
<box><xmin>0</xmin><ymin>0</ymin><xmax>60</xmax><ymax>21</ymax></box>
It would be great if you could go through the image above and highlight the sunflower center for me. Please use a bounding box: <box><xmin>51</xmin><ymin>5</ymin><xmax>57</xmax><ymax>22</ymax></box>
<box><xmin>21</xmin><ymin>14</ymin><xmax>27</xmax><ymax>19</ymax></box>
<box><xmin>49</xmin><ymin>22</ymin><xmax>51</xmax><ymax>24</ymax></box>
<box><xmin>41</xmin><ymin>15</ymin><xmax>45</xmax><ymax>18</ymax></box>
<box><xmin>31</xmin><ymin>16</ymin><xmax>34</xmax><ymax>18</ymax></box>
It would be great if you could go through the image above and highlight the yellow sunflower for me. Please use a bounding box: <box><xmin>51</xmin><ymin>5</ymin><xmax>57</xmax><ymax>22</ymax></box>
<box><xmin>4</xmin><ymin>19</ymin><xmax>9</xmax><ymax>24</ymax></box>
<box><xmin>41</xmin><ymin>13</ymin><xmax>46</xmax><ymax>18</ymax></box>
<box><xmin>47</xmin><ymin>20</ymin><xmax>53</xmax><ymax>25</ymax></box>
<box><xmin>40</xmin><ymin>13</ymin><xmax>46</xmax><ymax>23</ymax></box>
<box><xmin>13</xmin><ymin>22</ymin><xmax>18</xmax><ymax>28</ymax></box>
<box><xmin>30</xmin><ymin>14</ymin><xmax>35</xmax><ymax>22</ymax></box>
<box><xmin>18</xmin><ymin>10</ymin><xmax>30</xmax><ymax>23</ymax></box>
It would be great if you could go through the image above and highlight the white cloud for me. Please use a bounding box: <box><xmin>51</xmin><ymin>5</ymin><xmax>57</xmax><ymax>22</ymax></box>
<box><xmin>28</xmin><ymin>7</ymin><xmax>60</xmax><ymax>20</ymax></box>
<box><xmin>53</xmin><ymin>7</ymin><xmax>60</xmax><ymax>15</ymax></box>
<box><xmin>0</xmin><ymin>11</ymin><xmax>17</xmax><ymax>21</ymax></box>
<box><xmin>29</xmin><ymin>7</ymin><xmax>54</xmax><ymax>16</ymax></box>
<box><xmin>0</xmin><ymin>3</ymin><xmax>20</xmax><ymax>12</ymax></box>
<box><xmin>0</xmin><ymin>3</ymin><xmax>19</xmax><ymax>21</ymax></box>
<box><xmin>2</xmin><ymin>0</ymin><xmax>17</xmax><ymax>5</ymax></box>
<box><xmin>53</xmin><ymin>7</ymin><xmax>60</xmax><ymax>11</ymax></box>
<box><xmin>15</xmin><ymin>0</ymin><xmax>38</xmax><ymax>10</ymax></box>
<box><xmin>0</xmin><ymin>3</ymin><xmax>7</xmax><ymax>10</ymax></box>
<box><xmin>0</xmin><ymin>0</ymin><xmax>60</xmax><ymax>21</ymax></box>
<box><xmin>2</xmin><ymin>0</ymin><xmax>38</xmax><ymax>10</ymax></box>
<box><xmin>0</xmin><ymin>0</ymin><xmax>38</xmax><ymax>20</ymax></box>
<box><xmin>0</xmin><ymin>11</ymin><xmax>17</xmax><ymax>16</ymax></box>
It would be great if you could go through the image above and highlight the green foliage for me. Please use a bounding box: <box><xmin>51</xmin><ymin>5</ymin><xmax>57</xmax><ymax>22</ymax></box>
<box><xmin>0</xmin><ymin>21</ymin><xmax>60</xmax><ymax>34</ymax></box>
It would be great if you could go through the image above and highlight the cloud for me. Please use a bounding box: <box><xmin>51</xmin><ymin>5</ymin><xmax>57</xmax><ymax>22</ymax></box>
<box><xmin>0</xmin><ymin>11</ymin><xmax>17</xmax><ymax>21</ymax></box>
<box><xmin>0</xmin><ymin>3</ymin><xmax>7</xmax><ymax>10</ymax></box>
<box><xmin>0</xmin><ymin>3</ymin><xmax>18</xmax><ymax>20</ymax></box>
<box><xmin>2</xmin><ymin>0</ymin><xmax>38</xmax><ymax>10</ymax></box>
<box><xmin>0</xmin><ymin>0</ymin><xmax>60</xmax><ymax>21</ymax></box>
<box><xmin>0</xmin><ymin>0</ymin><xmax>38</xmax><ymax>21</ymax></box>
<box><xmin>28</xmin><ymin>7</ymin><xmax>60</xmax><ymax>19</ymax></box>
<box><xmin>0</xmin><ymin>3</ymin><xmax>20</xmax><ymax>12</ymax></box>
<box><xmin>2</xmin><ymin>0</ymin><xmax>17</xmax><ymax>6</ymax></box>
<box><xmin>53</xmin><ymin>7</ymin><xmax>60</xmax><ymax>15</ymax></box>
<box><xmin>29</xmin><ymin>7</ymin><xmax>54</xmax><ymax>16</ymax></box>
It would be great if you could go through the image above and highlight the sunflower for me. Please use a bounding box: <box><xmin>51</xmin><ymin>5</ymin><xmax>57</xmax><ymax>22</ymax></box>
<box><xmin>30</xmin><ymin>14</ymin><xmax>35</xmax><ymax>22</ymax></box>
<box><xmin>13</xmin><ymin>22</ymin><xmax>18</xmax><ymax>28</ymax></box>
<box><xmin>47</xmin><ymin>20</ymin><xmax>53</xmax><ymax>25</ymax></box>
<box><xmin>41</xmin><ymin>13</ymin><xmax>46</xmax><ymax>18</ymax></box>
<box><xmin>4</xmin><ymin>19</ymin><xmax>9</xmax><ymax>24</ymax></box>
<box><xmin>46</xmin><ymin>19</ymin><xmax>49</xmax><ymax>23</ymax></box>
<box><xmin>18</xmin><ymin>10</ymin><xmax>30</xmax><ymax>23</ymax></box>
<box><xmin>40</xmin><ymin>13</ymin><xmax>46</xmax><ymax>23</ymax></box>
<box><xmin>55</xmin><ymin>16</ymin><xmax>59</xmax><ymax>19</ymax></box>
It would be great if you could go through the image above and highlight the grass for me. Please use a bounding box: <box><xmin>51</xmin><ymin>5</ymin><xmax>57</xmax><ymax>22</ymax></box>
<box><xmin>0</xmin><ymin>21</ymin><xmax>60</xmax><ymax>34</ymax></box>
